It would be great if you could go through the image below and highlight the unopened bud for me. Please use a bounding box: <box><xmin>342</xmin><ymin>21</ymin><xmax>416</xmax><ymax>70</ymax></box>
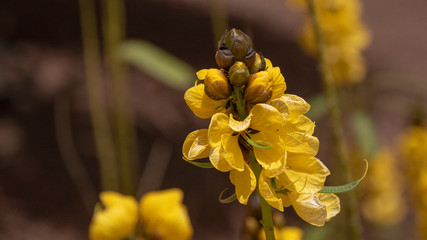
<box><xmin>250</xmin><ymin>53</ymin><xmax>266</xmax><ymax>74</ymax></box>
<box><xmin>229</xmin><ymin>61</ymin><xmax>250</xmax><ymax>86</ymax></box>
<box><xmin>218</xmin><ymin>28</ymin><xmax>253</xmax><ymax>61</ymax></box>
<box><xmin>215</xmin><ymin>48</ymin><xmax>235</xmax><ymax>70</ymax></box>
<box><xmin>243</xmin><ymin>47</ymin><xmax>256</xmax><ymax>70</ymax></box>
<box><xmin>204</xmin><ymin>69</ymin><xmax>232</xmax><ymax>100</ymax></box>
<box><xmin>244</xmin><ymin>71</ymin><xmax>272</xmax><ymax>103</ymax></box>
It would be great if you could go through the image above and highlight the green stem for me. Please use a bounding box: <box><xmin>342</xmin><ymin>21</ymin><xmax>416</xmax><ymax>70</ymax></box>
<box><xmin>233</xmin><ymin>86</ymin><xmax>247</xmax><ymax>120</ymax></box>
<box><xmin>78</xmin><ymin>0</ymin><xmax>119</xmax><ymax>191</ymax></box>
<box><xmin>306</xmin><ymin>0</ymin><xmax>362</xmax><ymax>239</ymax></box>
<box><xmin>102</xmin><ymin>0</ymin><xmax>137</xmax><ymax>195</ymax></box>
<box><xmin>250</xmin><ymin>152</ymin><xmax>275</xmax><ymax>240</ymax></box>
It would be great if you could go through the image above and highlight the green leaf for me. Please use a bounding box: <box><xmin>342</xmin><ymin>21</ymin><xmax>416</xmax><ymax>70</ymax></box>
<box><xmin>244</xmin><ymin>135</ymin><xmax>272</xmax><ymax>149</ymax></box>
<box><xmin>218</xmin><ymin>188</ymin><xmax>236</xmax><ymax>203</ymax></box>
<box><xmin>306</xmin><ymin>94</ymin><xmax>327</xmax><ymax>120</ymax></box>
<box><xmin>119</xmin><ymin>40</ymin><xmax>194</xmax><ymax>90</ymax></box>
<box><xmin>351</xmin><ymin>110</ymin><xmax>379</xmax><ymax>157</ymax></box>
<box><xmin>319</xmin><ymin>159</ymin><xmax>368</xmax><ymax>194</ymax></box>
<box><xmin>182</xmin><ymin>156</ymin><xmax>214</xmax><ymax>168</ymax></box>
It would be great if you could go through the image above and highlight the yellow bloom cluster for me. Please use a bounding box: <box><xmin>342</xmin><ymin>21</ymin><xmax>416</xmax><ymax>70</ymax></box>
<box><xmin>290</xmin><ymin>0</ymin><xmax>370</xmax><ymax>85</ymax></box>
<box><xmin>89</xmin><ymin>189</ymin><xmax>193</xmax><ymax>240</ymax></box>
<box><xmin>399</xmin><ymin>125</ymin><xmax>427</xmax><ymax>238</ymax></box>
<box><xmin>183</xmin><ymin>28</ymin><xmax>339</xmax><ymax>226</ymax></box>
<box><xmin>360</xmin><ymin>147</ymin><xmax>406</xmax><ymax>226</ymax></box>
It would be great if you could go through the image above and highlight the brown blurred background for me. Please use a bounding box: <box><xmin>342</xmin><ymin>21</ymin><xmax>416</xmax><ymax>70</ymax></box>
<box><xmin>0</xmin><ymin>0</ymin><xmax>426</xmax><ymax>239</ymax></box>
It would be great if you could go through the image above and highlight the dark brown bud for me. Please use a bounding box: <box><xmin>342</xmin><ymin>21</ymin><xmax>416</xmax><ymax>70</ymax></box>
<box><xmin>243</xmin><ymin>47</ymin><xmax>256</xmax><ymax>70</ymax></box>
<box><xmin>217</xmin><ymin>28</ymin><xmax>253</xmax><ymax>61</ymax></box>
<box><xmin>215</xmin><ymin>47</ymin><xmax>235</xmax><ymax>70</ymax></box>
<box><xmin>228</xmin><ymin>61</ymin><xmax>250</xmax><ymax>86</ymax></box>
<box><xmin>244</xmin><ymin>71</ymin><xmax>273</xmax><ymax>103</ymax></box>
<box><xmin>204</xmin><ymin>69</ymin><xmax>232</xmax><ymax>100</ymax></box>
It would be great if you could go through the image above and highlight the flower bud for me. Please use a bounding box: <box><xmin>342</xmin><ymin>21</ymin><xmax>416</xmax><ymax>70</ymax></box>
<box><xmin>244</xmin><ymin>71</ymin><xmax>273</xmax><ymax>104</ymax></box>
<box><xmin>250</xmin><ymin>53</ymin><xmax>267</xmax><ymax>74</ymax></box>
<box><xmin>243</xmin><ymin>47</ymin><xmax>256</xmax><ymax>70</ymax></box>
<box><xmin>204</xmin><ymin>69</ymin><xmax>232</xmax><ymax>100</ymax></box>
<box><xmin>218</xmin><ymin>28</ymin><xmax>253</xmax><ymax>61</ymax></box>
<box><xmin>215</xmin><ymin>47</ymin><xmax>235</xmax><ymax>70</ymax></box>
<box><xmin>228</xmin><ymin>61</ymin><xmax>250</xmax><ymax>86</ymax></box>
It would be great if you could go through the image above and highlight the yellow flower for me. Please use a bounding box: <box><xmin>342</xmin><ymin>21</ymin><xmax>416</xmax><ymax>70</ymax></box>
<box><xmin>258</xmin><ymin>226</ymin><xmax>303</xmax><ymax>240</ymax></box>
<box><xmin>184</xmin><ymin>69</ymin><xmax>229</xmax><ymax>119</ymax></box>
<box><xmin>89</xmin><ymin>189</ymin><xmax>192</xmax><ymax>240</ymax></box>
<box><xmin>360</xmin><ymin>147</ymin><xmax>406</xmax><ymax>226</ymax></box>
<box><xmin>140</xmin><ymin>188</ymin><xmax>193</xmax><ymax>240</ymax></box>
<box><xmin>89</xmin><ymin>192</ymin><xmax>138</xmax><ymax>240</ymax></box>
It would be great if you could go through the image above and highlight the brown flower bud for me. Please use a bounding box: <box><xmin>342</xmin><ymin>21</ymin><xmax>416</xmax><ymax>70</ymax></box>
<box><xmin>244</xmin><ymin>71</ymin><xmax>273</xmax><ymax>103</ymax></box>
<box><xmin>204</xmin><ymin>69</ymin><xmax>232</xmax><ymax>100</ymax></box>
<box><xmin>228</xmin><ymin>61</ymin><xmax>250</xmax><ymax>87</ymax></box>
<box><xmin>243</xmin><ymin>47</ymin><xmax>256</xmax><ymax>70</ymax></box>
<box><xmin>250</xmin><ymin>53</ymin><xmax>267</xmax><ymax>74</ymax></box>
<box><xmin>217</xmin><ymin>28</ymin><xmax>253</xmax><ymax>61</ymax></box>
<box><xmin>215</xmin><ymin>47</ymin><xmax>235</xmax><ymax>70</ymax></box>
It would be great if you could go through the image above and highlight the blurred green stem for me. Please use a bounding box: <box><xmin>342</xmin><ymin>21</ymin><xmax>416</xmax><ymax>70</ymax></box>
<box><xmin>102</xmin><ymin>0</ymin><xmax>137</xmax><ymax>195</ymax></box>
<box><xmin>78</xmin><ymin>0</ymin><xmax>119</xmax><ymax>191</ymax></box>
<box><xmin>209</xmin><ymin>0</ymin><xmax>229</xmax><ymax>46</ymax></box>
<box><xmin>306</xmin><ymin>0</ymin><xmax>362</xmax><ymax>239</ymax></box>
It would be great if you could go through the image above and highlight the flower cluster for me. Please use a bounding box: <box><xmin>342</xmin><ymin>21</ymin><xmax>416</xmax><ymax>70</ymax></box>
<box><xmin>360</xmin><ymin>147</ymin><xmax>406</xmax><ymax>226</ymax></box>
<box><xmin>399</xmin><ymin>124</ymin><xmax>427</xmax><ymax>238</ymax></box>
<box><xmin>290</xmin><ymin>0</ymin><xmax>370</xmax><ymax>85</ymax></box>
<box><xmin>183</xmin><ymin>28</ymin><xmax>339</xmax><ymax>226</ymax></box>
<box><xmin>89</xmin><ymin>189</ymin><xmax>193</xmax><ymax>240</ymax></box>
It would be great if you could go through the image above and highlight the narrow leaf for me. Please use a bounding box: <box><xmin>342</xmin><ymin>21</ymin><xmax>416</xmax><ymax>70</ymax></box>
<box><xmin>244</xmin><ymin>135</ymin><xmax>272</xmax><ymax>149</ymax></box>
<box><xmin>219</xmin><ymin>188</ymin><xmax>236</xmax><ymax>203</ymax></box>
<box><xmin>120</xmin><ymin>40</ymin><xmax>194</xmax><ymax>90</ymax></box>
<box><xmin>319</xmin><ymin>159</ymin><xmax>369</xmax><ymax>194</ymax></box>
<box><xmin>182</xmin><ymin>156</ymin><xmax>214</xmax><ymax>168</ymax></box>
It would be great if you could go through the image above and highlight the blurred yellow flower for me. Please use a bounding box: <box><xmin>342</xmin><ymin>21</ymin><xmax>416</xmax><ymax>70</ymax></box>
<box><xmin>290</xmin><ymin>0</ymin><xmax>370</xmax><ymax>85</ymax></box>
<box><xmin>259</xmin><ymin>226</ymin><xmax>303</xmax><ymax>240</ymax></box>
<box><xmin>360</xmin><ymin>147</ymin><xmax>406</xmax><ymax>226</ymax></box>
<box><xmin>89</xmin><ymin>192</ymin><xmax>138</xmax><ymax>240</ymax></box>
<box><xmin>89</xmin><ymin>189</ymin><xmax>192</xmax><ymax>240</ymax></box>
<box><xmin>140</xmin><ymin>188</ymin><xmax>193</xmax><ymax>240</ymax></box>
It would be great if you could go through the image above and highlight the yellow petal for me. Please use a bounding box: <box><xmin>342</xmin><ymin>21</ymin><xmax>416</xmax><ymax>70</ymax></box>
<box><xmin>270</xmin><ymin>97</ymin><xmax>290</xmax><ymax>122</ymax></box>
<box><xmin>278</xmin><ymin>154</ymin><xmax>330</xmax><ymax>193</ymax></box>
<box><xmin>182</xmin><ymin>129</ymin><xmax>210</xmax><ymax>160</ymax></box>
<box><xmin>208</xmin><ymin>113</ymin><xmax>233</xmax><ymax>147</ymax></box>
<box><xmin>265</xmin><ymin>58</ymin><xmax>273</xmax><ymax>69</ymax></box>
<box><xmin>230</xmin><ymin>163</ymin><xmax>256</xmax><ymax>204</ymax></box>
<box><xmin>280</xmin><ymin>94</ymin><xmax>311</xmax><ymax>116</ymax></box>
<box><xmin>89</xmin><ymin>192</ymin><xmax>138</xmax><ymax>240</ymax></box>
<box><xmin>288</xmin><ymin>193</ymin><xmax>328</xmax><ymax>226</ymax></box>
<box><xmin>259</xmin><ymin>170</ymin><xmax>284</xmax><ymax>211</ymax></box>
<box><xmin>284</xmin><ymin>132</ymin><xmax>319</xmax><ymax>156</ymax></box>
<box><xmin>250</xmin><ymin>104</ymin><xmax>283</xmax><ymax>132</ymax></box>
<box><xmin>196</xmin><ymin>69</ymin><xmax>209</xmax><ymax>80</ymax></box>
<box><xmin>209</xmin><ymin>146</ymin><xmax>233</xmax><ymax>172</ymax></box>
<box><xmin>184</xmin><ymin>84</ymin><xmax>227</xmax><ymax>119</ymax></box>
<box><xmin>222</xmin><ymin>134</ymin><xmax>245</xmax><ymax>171</ymax></box>
<box><xmin>140</xmin><ymin>189</ymin><xmax>193</xmax><ymax>240</ymax></box>
<box><xmin>283</xmin><ymin>115</ymin><xmax>315</xmax><ymax>135</ymax></box>
<box><xmin>252</xmin><ymin>131</ymin><xmax>286</xmax><ymax>177</ymax></box>
<box><xmin>228</xmin><ymin>114</ymin><xmax>252</xmax><ymax>132</ymax></box>
<box><xmin>317</xmin><ymin>193</ymin><xmax>340</xmax><ymax>221</ymax></box>
<box><xmin>267</xmin><ymin>66</ymin><xmax>287</xmax><ymax>101</ymax></box>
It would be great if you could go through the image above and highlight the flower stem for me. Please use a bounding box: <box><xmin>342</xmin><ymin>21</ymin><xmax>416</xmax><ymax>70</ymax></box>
<box><xmin>233</xmin><ymin>86</ymin><xmax>247</xmax><ymax>120</ymax></box>
<box><xmin>249</xmin><ymin>152</ymin><xmax>275</xmax><ymax>240</ymax></box>
<box><xmin>306</xmin><ymin>0</ymin><xmax>362</xmax><ymax>239</ymax></box>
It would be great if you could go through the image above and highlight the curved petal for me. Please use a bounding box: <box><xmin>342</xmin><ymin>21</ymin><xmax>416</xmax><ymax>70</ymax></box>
<box><xmin>250</xmin><ymin>104</ymin><xmax>283</xmax><ymax>132</ymax></box>
<box><xmin>252</xmin><ymin>131</ymin><xmax>286</xmax><ymax>177</ymax></box>
<box><xmin>259</xmin><ymin>171</ymin><xmax>284</xmax><ymax>211</ymax></box>
<box><xmin>267</xmin><ymin>66</ymin><xmax>287</xmax><ymax>101</ymax></box>
<box><xmin>283</xmin><ymin>132</ymin><xmax>319</xmax><ymax>156</ymax></box>
<box><xmin>230</xmin><ymin>163</ymin><xmax>256</xmax><ymax>205</ymax></box>
<box><xmin>280</xmin><ymin>94</ymin><xmax>311</xmax><ymax>116</ymax></box>
<box><xmin>278</xmin><ymin>154</ymin><xmax>330</xmax><ymax>193</ymax></box>
<box><xmin>222</xmin><ymin>134</ymin><xmax>245</xmax><ymax>171</ymax></box>
<box><xmin>317</xmin><ymin>193</ymin><xmax>340</xmax><ymax>221</ymax></box>
<box><xmin>270</xmin><ymin>97</ymin><xmax>290</xmax><ymax>122</ymax></box>
<box><xmin>140</xmin><ymin>189</ymin><xmax>193</xmax><ymax>240</ymax></box>
<box><xmin>208</xmin><ymin>113</ymin><xmax>233</xmax><ymax>147</ymax></box>
<box><xmin>196</xmin><ymin>69</ymin><xmax>209</xmax><ymax>80</ymax></box>
<box><xmin>184</xmin><ymin>84</ymin><xmax>227</xmax><ymax>119</ymax></box>
<box><xmin>209</xmin><ymin>146</ymin><xmax>233</xmax><ymax>172</ymax></box>
<box><xmin>182</xmin><ymin>129</ymin><xmax>210</xmax><ymax>160</ymax></box>
<box><xmin>289</xmin><ymin>193</ymin><xmax>328</xmax><ymax>226</ymax></box>
<box><xmin>283</xmin><ymin>115</ymin><xmax>315</xmax><ymax>135</ymax></box>
<box><xmin>229</xmin><ymin>114</ymin><xmax>252</xmax><ymax>132</ymax></box>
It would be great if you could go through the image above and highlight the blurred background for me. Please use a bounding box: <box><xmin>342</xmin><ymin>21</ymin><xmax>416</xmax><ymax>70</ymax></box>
<box><xmin>0</xmin><ymin>0</ymin><xmax>426</xmax><ymax>239</ymax></box>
